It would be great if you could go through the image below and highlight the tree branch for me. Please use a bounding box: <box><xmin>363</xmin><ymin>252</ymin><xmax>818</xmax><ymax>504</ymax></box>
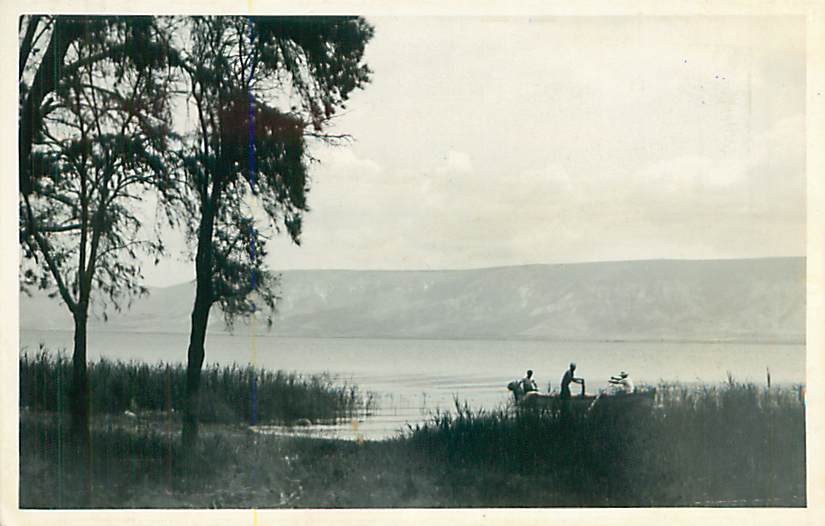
<box><xmin>97</xmin><ymin>240</ymin><xmax>148</xmax><ymax>260</ymax></box>
<box><xmin>61</xmin><ymin>43</ymin><xmax>128</xmax><ymax>78</ymax></box>
<box><xmin>38</xmin><ymin>187</ymin><xmax>81</xmax><ymax>211</ymax></box>
<box><xmin>19</xmin><ymin>15</ymin><xmax>42</xmax><ymax>80</ymax></box>
<box><xmin>22</xmin><ymin>222</ymin><xmax>82</xmax><ymax>235</ymax></box>
<box><xmin>22</xmin><ymin>193</ymin><xmax>77</xmax><ymax>312</ymax></box>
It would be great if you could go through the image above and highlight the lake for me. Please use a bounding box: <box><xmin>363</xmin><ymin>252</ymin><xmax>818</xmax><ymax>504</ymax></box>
<box><xmin>19</xmin><ymin>330</ymin><xmax>806</xmax><ymax>440</ymax></box>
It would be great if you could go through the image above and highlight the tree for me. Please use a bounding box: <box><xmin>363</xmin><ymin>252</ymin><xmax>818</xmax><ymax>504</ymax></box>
<box><xmin>175</xmin><ymin>16</ymin><xmax>374</xmax><ymax>447</ymax></box>
<box><xmin>18</xmin><ymin>16</ymin><xmax>177</xmax><ymax>503</ymax></box>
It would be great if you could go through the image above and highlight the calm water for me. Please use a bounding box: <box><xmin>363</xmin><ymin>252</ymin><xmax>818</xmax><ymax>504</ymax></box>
<box><xmin>20</xmin><ymin>330</ymin><xmax>805</xmax><ymax>440</ymax></box>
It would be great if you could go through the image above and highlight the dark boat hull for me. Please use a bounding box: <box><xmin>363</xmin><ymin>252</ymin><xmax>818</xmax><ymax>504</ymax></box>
<box><xmin>516</xmin><ymin>389</ymin><xmax>657</xmax><ymax>412</ymax></box>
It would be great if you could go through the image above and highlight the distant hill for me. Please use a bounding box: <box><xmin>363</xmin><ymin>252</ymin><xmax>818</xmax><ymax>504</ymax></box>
<box><xmin>19</xmin><ymin>258</ymin><xmax>805</xmax><ymax>342</ymax></box>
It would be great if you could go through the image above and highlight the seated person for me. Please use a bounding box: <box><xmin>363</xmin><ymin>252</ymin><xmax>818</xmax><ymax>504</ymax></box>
<box><xmin>609</xmin><ymin>371</ymin><xmax>634</xmax><ymax>394</ymax></box>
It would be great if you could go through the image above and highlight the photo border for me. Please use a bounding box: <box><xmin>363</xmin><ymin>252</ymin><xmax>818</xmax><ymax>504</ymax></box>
<box><xmin>2</xmin><ymin>1</ymin><xmax>823</xmax><ymax>525</ymax></box>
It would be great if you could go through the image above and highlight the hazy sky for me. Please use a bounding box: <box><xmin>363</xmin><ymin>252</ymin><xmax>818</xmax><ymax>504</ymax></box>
<box><xmin>144</xmin><ymin>15</ymin><xmax>805</xmax><ymax>286</ymax></box>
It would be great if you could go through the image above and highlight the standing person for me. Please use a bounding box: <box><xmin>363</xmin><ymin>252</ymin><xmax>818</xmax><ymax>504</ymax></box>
<box><xmin>560</xmin><ymin>362</ymin><xmax>584</xmax><ymax>400</ymax></box>
<box><xmin>520</xmin><ymin>369</ymin><xmax>538</xmax><ymax>394</ymax></box>
<box><xmin>609</xmin><ymin>371</ymin><xmax>634</xmax><ymax>394</ymax></box>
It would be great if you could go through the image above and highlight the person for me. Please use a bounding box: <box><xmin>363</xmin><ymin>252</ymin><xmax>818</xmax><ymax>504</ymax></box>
<box><xmin>609</xmin><ymin>371</ymin><xmax>634</xmax><ymax>394</ymax></box>
<box><xmin>560</xmin><ymin>362</ymin><xmax>584</xmax><ymax>400</ymax></box>
<box><xmin>520</xmin><ymin>369</ymin><xmax>538</xmax><ymax>394</ymax></box>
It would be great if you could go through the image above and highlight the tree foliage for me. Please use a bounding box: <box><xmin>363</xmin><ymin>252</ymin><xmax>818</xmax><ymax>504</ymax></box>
<box><xmin>176</xmin><ymin>16</ymin><xmax>373</xmax><ymax>327</ymax></box>
<box><xmin>19</xmin><ymin>16</ymin><xmax>180</xmax><ymax>198</ymax></box>
<box><xmin>19</xmin><ymin>16</ymin><xmax>178</xmax><ymax>316</ymax></box>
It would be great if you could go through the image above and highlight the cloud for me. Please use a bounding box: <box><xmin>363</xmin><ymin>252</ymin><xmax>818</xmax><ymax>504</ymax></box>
<box><xmin>261</xmin><ymin>16</ymin><xmax>805</xmax><ymax>272</ymax></box>
<box><xmin>314</xmin><ymin>146</ymin><xmax>384</xmax><ymax>182</ymax></box>
<box><xmin>268</xmin><ymin>106</ymin><xmax>804</xmax><ymax>271</ymax></box>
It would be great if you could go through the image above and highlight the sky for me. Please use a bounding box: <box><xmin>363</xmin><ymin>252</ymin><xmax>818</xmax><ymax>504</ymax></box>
<box><xmin>143</xmin><ymin>15</ymin><xmax>806</xmax><ymax>287</ymax></box>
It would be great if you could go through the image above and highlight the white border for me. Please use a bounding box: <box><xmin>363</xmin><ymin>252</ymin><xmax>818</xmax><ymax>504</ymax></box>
<box><xmin>2</xmin><ymin>1</ymin><xmax>823</xmax><ymax>525</ymax></box>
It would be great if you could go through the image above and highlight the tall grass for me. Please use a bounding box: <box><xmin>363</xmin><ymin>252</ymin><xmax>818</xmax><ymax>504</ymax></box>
<box><xmin>19</xmin><ymin>413</ymin><xmax>430</xmax><ymax>508</ymax></box>
<box><xmin>405</xmin><ymin>381</ymin><xmax>805</xmax><ymax>506</ymax></box>
<box><xmin>18</xmin><ymin>355</ymin><xmax>806</xmax><ymax>507</ymax></box>
<box><xmin>20</xmin><ymin>348</ymin><xmax>375</xmax><ymax>424</ymax></box>
<box><xmin>21</xmin><ymin>414</ymin><xmax>178</xmax><ymax>508</ymax></box>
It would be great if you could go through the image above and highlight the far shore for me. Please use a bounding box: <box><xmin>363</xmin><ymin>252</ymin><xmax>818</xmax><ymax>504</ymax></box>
<box><xmin>19</xmin><ymin>327</ymin><xmax>806</xmax><ymax>345</ymax></box>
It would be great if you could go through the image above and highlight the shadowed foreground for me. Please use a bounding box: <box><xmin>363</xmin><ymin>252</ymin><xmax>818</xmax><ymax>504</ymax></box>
<box><xmin>19</xmin><ymin>359</ymin><xmax>805</xmax><ymax>507</ymax></box>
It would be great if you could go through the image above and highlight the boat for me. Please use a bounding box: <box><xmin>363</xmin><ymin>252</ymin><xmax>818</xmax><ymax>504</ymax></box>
<box><xmin>507</xmin><ymin>379</ymin><xmax>656</xmax><ymax>412</ymax></box>
<box><xmin>508</xmin><ymin>379</ymin><xmax>594</xmax><ymax>410</ymax></box>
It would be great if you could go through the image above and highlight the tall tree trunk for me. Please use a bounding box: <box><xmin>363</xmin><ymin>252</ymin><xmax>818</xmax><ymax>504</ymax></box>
<box><xmin>70</xmin><ymin>308</ymin><xmax>91</xmax><ymax>506</ymax></box>
<box><xmin>181</xmin><ymin>204</ymin><xmax>217</xmax><ymax>450</ymax></box>
<box><xmin>181</xmin><ymin>292</ymin><xmax>211</xmax><ymax>449</ymax></box>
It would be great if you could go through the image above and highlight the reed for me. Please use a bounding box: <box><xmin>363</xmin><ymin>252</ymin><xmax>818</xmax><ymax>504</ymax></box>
<box><xmin>19</xmin><ymin>347</ymin><xmax>375</xmax><ymax>424</ymax></box>
<box><xmin>405</xmin><ymin>380</ymin><xmax>806</xmax><ymax>506</ymax></box>
<box><xmin>18</xmin><ymin>357</ymin><xmax>806</xmax><ymax>507</ymax></box>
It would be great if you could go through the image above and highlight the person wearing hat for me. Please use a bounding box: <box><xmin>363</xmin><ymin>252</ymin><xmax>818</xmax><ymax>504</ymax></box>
<box><xmin>560</xmin><ymin>362</ymin><xmax>584</xmax><ymax>400</ymax></box>
<box><xmin>609</xmin><ymin>371</ymin><xmax>635</xmax><ymax>395</ymax></box>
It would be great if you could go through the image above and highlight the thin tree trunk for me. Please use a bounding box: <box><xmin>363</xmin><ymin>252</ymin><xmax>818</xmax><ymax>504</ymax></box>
<box><xmin>181</xmin><ymin>294</ymin><xmax>211</xmax><ymax>449</ymax></box>
<box><xmin>181</xmin><ymin>204</ymin><xmax>217</xmax><ymax>450</ymax></box>
<box><xmin>70</xmin><ymin>308</ymin><xmax>91</xmax><ymax>506</ymax></box>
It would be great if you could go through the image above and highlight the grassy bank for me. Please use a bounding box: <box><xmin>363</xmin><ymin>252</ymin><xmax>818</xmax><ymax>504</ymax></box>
<box><xmin>19</xmin><ymin>371</ymin><xmax>805</xmax><ymax>508</ymax></box>
<box><xmin>405</xmin><ymin>380</ymin><xmax>806</xmax><ymax>506</ymax></box>
<box><xmin>20</xmin><ymin>414</ymin><xmax>440</xmax><ymax>508</ymax></box>
<box><xmin>20</xmin><ymin>350</ymin><xmax>375</xmax><ymax>424</ymax></box>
